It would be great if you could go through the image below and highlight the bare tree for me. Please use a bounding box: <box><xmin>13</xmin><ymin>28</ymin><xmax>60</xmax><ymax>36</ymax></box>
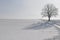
<box><xmin>41</xmin><ymin>4</ymin><xmax>58</xmax><ymax>21</ymax></box>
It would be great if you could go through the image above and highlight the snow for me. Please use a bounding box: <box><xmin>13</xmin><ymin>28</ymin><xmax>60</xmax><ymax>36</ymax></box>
<box><xmin>0</xmin><ymin>19</ymin><xmax>60</xmax><ymax>40</ymax></box>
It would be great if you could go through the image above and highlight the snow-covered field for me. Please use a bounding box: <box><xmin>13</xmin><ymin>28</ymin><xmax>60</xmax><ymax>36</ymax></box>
<box><xmin>0</xmin><ymin>19</ymin><xmax>60</xmax><ymax>40</ymax></box>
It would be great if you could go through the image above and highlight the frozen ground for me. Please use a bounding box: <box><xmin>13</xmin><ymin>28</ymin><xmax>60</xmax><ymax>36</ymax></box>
<box><xmin>0</xmin><ymin>19</ymin><xmax>60</xmax><ymax>40</ymax></box>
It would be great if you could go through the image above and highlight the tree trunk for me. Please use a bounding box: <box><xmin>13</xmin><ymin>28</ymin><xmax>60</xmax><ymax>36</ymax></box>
<box><xmin>48</xmin><ymin>16</ymin><xmax>50</xmax><ymax>21</ymax></box>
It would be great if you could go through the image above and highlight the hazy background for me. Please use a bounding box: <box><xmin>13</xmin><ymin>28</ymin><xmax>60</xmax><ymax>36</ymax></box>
<box><xmin>0</xmin><ymin>0</ymin><xmax>60</xmax><ymax>19</ymax></box>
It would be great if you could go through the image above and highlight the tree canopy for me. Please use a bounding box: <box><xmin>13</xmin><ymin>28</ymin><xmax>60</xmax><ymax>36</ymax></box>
<box><xmin>41</xmin><ymin>4</ymin><xmax>58</xmax><ymax>21</ymax></box>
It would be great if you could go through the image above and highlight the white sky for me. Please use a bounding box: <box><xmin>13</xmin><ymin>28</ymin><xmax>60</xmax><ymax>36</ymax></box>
<box><xmin>0</xmin><ymin>0</ymin><xmax>60</xmax><ymax>19</ymax></box>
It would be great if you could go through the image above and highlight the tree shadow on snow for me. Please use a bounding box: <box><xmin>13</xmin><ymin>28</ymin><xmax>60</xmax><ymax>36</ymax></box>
<box><xmin>23</xmin><ymin>20</ymin><xmax>60</xmax><ymax>30</ymax></box>
<box><xmin>23</xmin><ymin>20</ymin><xmax>60</xmax><ymax>40</ymax></box>
<box><xmin>44</xmin><ymin>21</ymin><xmax>60</xmax><ymax>40</ymax></box>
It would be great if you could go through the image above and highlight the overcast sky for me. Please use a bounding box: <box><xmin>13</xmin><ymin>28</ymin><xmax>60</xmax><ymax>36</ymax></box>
<box><xmin>0</xmin><ymin>0</ymin><xmax>60</xmax><ymax>19</ymax></box>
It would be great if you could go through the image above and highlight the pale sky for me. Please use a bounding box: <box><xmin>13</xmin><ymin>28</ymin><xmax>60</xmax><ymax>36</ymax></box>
<box><xmin>0</xmin><ymin>0</ymin><xmax>60</xmax><ymax>19</ymax></box>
